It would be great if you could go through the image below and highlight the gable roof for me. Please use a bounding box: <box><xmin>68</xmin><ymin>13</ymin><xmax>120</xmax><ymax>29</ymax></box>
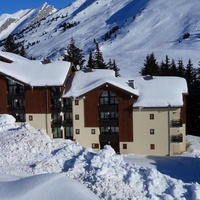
<box><xmin>63</xmin><ymin>69</ymin><xmax>138</xmax><ymax>98</ymax></box>
<box><xmin>0</xmin><ymin>51</ymin><xmax>71</xmax><ymax>87</ymax></box>
<box><xmin>63</xmin><ymin>69</ymin><xmax>188</xmax><ymax>107</ymax></box>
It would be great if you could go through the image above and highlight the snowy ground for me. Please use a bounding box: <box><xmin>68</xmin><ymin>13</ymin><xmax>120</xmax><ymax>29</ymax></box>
<box><xmin>0</xmin><ymin>114</ymin><xmax>200</xmax><ymax>200</ymax></box>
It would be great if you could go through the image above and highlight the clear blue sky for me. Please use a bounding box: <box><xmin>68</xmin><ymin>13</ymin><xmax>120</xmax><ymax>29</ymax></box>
<box><xmin>0</xmin><ymin>0</ymin><xmax>74</xmax><ymax>14</ymax></box>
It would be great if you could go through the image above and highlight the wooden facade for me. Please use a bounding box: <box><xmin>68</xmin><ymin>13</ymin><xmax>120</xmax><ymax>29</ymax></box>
<box><xmin>84</xmin><ymin>83</ymin><xmax>136</xmax><ymax>142</ymax></box>
<box><xmin>25</xmin><ymin>87</ymin><xmax>51</xmax><ymax>113</ymax></box>
<box><xmin>0</xmin><ymin>75</ymin><xmax>8</xmax><ymax>113</ymax></box>
<box><xmin>181</xmin><ymin>94</ymin><xmax>187</xmax><ymax>124</ymax></box>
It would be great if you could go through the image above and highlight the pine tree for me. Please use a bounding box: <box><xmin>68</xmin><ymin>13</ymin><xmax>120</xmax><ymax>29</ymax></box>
<box><xmin>93</xmin><ymin>41</ymin><xmax>107</xmax><ymax>69</ymax></box>
<box><xmin>177</xmin><ymin>59</ymin><xmax>185</xmax><ymax>77</ymax></box>
<box><xmin>2</xmin><ymin>35</ymin><xmax>19</xmax><ymax>54</ymax></box>
<box><xmin>63</xmin><ymin>38</ymin><xmax>85</xmax><ymax>70</ymax></box>
<box><xmin>86</xmin><ymin>51</ymin><xmax>94</xmax><ymax>69</ymax></box>
<box><xmin>108</xmin><ymin>59</ymin><xmax>120</xmax><ymax>77</ymax></box>
<box><xmin>185</xmin><ymin>59</ymin><xmax>195</xmax><ymax>88</ymax></box>
<box><xmin>107</xmin><ymin>59</ymin><xmax>112</xmax><ymax>69</ymax></box>
<box><xmin>140</xmin><ymin>53</ymin><xmax>159</xmax><ymax>75</ymax></box>
<box><xmin>18</xmin><ymin>45</ymin><xmax>26</xmax><ymax>57</ymax></box>
<box><xmin>169</xmin><ymin>59</ymin><xmax>177</xmax><ymax>76</ymax></box>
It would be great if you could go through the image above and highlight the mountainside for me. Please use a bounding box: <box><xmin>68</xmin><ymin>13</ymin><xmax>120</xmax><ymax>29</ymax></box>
<box><xmin>1</xmin><ymin>0</ymin><xmax>200</xmax><ymax>76</ymax></box>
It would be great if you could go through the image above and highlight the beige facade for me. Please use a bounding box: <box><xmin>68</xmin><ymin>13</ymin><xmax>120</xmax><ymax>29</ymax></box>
<box><xmin>120</xmin><ymin>107</ymin><xmax>186</xmax><ymax>155</ymax></box>
<box><xmin>68</xmin><ymin>98</ymin><xmax>186</xmax><ymax>155</ymax></box>
<box><xmin>72</xmin><ymin>98</ymin><xmax>100</xmax><ymax>151</ymax></box>
<box><xmin>26</xmin><ymin>113</ymin><xmax>52</xmax><ymax>136</ymax></box>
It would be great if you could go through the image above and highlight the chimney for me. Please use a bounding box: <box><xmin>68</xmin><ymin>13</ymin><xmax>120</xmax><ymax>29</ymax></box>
<box><xmin>128</xmin><ymin>80</ymin><xmax>134</xmax><ymax>88</ymax></box>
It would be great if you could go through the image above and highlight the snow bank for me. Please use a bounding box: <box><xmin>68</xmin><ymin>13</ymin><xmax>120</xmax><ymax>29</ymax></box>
<box><xmin>0</xmin><ymin>114</ymin><xmax>17</xmax><ymax>131</ymax></box>
<box><xmin>0</xmin><ymin>115</ymin><xmax>200</xmax><ymax>199</ymax></box>
<box><xmin>0</xmin><ymin>173</ymin><xmax>99</xmax><ymax>200</ymax></box>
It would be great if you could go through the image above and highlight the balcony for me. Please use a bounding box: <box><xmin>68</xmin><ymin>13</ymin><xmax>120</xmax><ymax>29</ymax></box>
<box><xmin>171</xmin><ymin>120</ymin><xmax>182</xmax><ymax>128</ymax></box>
<box><xmin>171</xmin><ymin>134</ymin><xmax>183</xmax><ymax>143</ymax></box>
<box><xmin>99</xmin><ymin>134</ymin><xmax>119</xmax><ymax>142</ymax></box>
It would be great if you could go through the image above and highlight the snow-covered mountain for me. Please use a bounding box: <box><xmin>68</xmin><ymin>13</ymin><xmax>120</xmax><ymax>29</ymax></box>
<box><xmin>1</xmin><ymin>0</ymin><xmax>200</xmax><ymax>76</ymax></box>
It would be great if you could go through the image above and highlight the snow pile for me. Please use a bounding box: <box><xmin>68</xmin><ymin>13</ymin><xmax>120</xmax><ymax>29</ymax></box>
<box><xmin>0</xmin><ymin>174</ymin><xmax>99</xmax><ymax>200</ymax></box>
<box><xmin>0</xmin><ymin>114</ymin><xmax>200</xmax><ymax>199</ymax></box>
<box><xmin>183</xmin><ymin>135</ymin><xmax>200</xmax><ymax>158</ymax></box>
<box><xmin>0</xmin><ymin>114</ymin><xmax>17</xmax><ymax>131</ymax></box>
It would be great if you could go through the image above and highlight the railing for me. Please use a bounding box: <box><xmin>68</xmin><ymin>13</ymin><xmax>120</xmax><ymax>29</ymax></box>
<box><xmin>171</xmin><ymin>120</ymin><xmax>182</xmax><ymax>128</ymax></box>
<box><xmin>171</xmin><ymin>134</ymin><xmax>183</xmax><ymax>143</ymax></box>
<box><xmin>99</xmin><ymin>134</ymin><xmax>119</xmax><ymax>142</ymax></box>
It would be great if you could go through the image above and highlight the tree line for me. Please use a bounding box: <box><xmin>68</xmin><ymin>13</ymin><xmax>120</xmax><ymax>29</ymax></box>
<box><xmin>1</xmin><ymin>35</ymin><xmax>121</xmax><ymax>77</ymax></box>
<box><xmin>140</xmin><ymin>52</ymin><xmax>200</xmax><ymax>136</ymax></box>
<box><xmin>63</xmin><ymin>38</ymin><xmax>120</xmax><ymax>77</ymax></box>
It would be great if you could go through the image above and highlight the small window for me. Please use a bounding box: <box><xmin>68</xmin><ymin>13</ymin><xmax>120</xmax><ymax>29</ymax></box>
<box><xmin>75</xmin><ymin>129</ymin><xmax>80</xmax><ymax>134</ymax></box>
<box><xmin>150</xmin><ymin>114</ymin><xmax>154</xmax><ymax>120</ymax></box>
<box><xmin>150</xmin><ymin>129</ymin><xmax>154</xmax><ymax>135</ymax></box>
<box><xmin>123</xmin><ymin>144</ymin><xmax>127</xmax><ymax>149</ymax></box>
<box><xmin>75</xmin><ymin>100</ymin><xmax>79</xmax><ymax>105</ymax></box>
<box><xmin>91</xmin><ymin>129</ymin><xmax>95</xmax><ymax>134</ymax></box>
<box><xmin>150</xmin><ymin>144</ymin><xmax>155</xmax><ymax>150</ymax></box>
<box><xmin>29</xmin><ymin>115</ymin><xmax>33</xmax><ymax>121</ymax></box>
<box><xmin>92</xmin><ymin>143</ymin><xmax>99</xmax><ymax>149</ymax></box>
<box><xmin>75</xmin><ymin>115</ymin><xmax>79</xmax><ymax>120</ymax></box>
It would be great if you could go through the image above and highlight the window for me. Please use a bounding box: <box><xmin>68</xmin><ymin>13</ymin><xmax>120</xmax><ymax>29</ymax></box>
<box><xmin>150</xmin><ymin>129</ymin><xmax>154</xmax><ymax>135</ymax></box>
<box><xmin>75</xmin><ymin>100</ymin><xmax>79</xmax><ymax>105</ymax></box>
<box><xmin>91</xmin><ymin>129</ymin><xmax>96</xmax><ymax>134</ymax></box>
<box><xmin>100</xmin><ymin>127</ymin><xmax>119</xmax><ymax>134</ymax></box>
<box><xmin>150</xmin><ymin>144</ymin><xmax>155</xmax><ymax>150</ymax></box>
<box><xmin>75</xmin><ymin>129</ymin><xmax>80</xmax><ymax>134</ymax></box>
<box><xmin>92</xmin><ymin>143</ymin><xmax>99</xmax><ymax>149</ymax></box>
<box><xmin>99</xmin><ymin>91</ymin><xmax>118</xmax><ymax>105</ymax></box>
<box><xmin>123</xmin><ymin>144</ymin><xmax>127</xmax><ymax>149</ymax></box>
<box><xmin>150</xmin><ymin>114</ymin><xmax>154</xmax><ymax>120</ymax></box>
<box><xmin>8</xmin><ymin>99</ymin><xmax>24</xmax><ymax>109</ymax></box>
<box><xmin>52</xmin><ymin>127</ymin><xmax>63</xmax><ymax>138</ymax></box>
<box><xmin>75</xmin><ymin>115</ymin><xmax>79</xmax><ymax>120</ymax></box>
<box><xmin>171</xmin><ymin>134</ymin><xmax>183</xmax><ymax>143</ymax></box>
<box><xmin>100</xmin><ymin>112</ymin><xmax>118</xmax><ymax>120</ymax></box>
<box><xmin>8</xmin><ymin>80</ymin><xmax>24</xmax><ymax>95</ymax></box>
<box><xmin>51</xmin><ymin>87</ymin><xmax>61</xmax><ymax>96</ymax></box>
<box><xmin>29</xmin><ymin>115</ymin><xmax>33</xmax><ymax>121</ymax></box>
<box><xmin>65</xmin><ymin>127</ymin><xmax>73</xmax><ymax>138</ymax></box>
<box><xmin>63</xmin><ymin>98</ymin><xmax>72</xmax><ymax>107</ymax></box>
<box><xmin>51</xmin><ymin>113</ymin><xmax>62</xmax><ymax>124</ymax></box>
<box><xmin>51</xmin><ymin>98</ymin><xmax>61</xmax><ymax>109</ymax></box>
<box><xmin>64</xmin><ymin>112</ymin><xmax>73</xmax><ymax>123</ymax></box>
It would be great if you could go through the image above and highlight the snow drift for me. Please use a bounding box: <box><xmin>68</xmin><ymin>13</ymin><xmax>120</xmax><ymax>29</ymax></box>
<box><xmin>0</xmin><ymin>114</ymin><xmax>200</xmax><ymax>199</ymax></box>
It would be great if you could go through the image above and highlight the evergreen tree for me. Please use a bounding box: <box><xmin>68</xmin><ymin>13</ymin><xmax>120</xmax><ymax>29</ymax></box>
<box><xmin>92</xmin><ymin>41</ymin><xmax>107</xmax><ymax>69</ymax></box>
<box><xmin>108</xmin><ymin>59</ymin><xmax>120</xmax><ymax>77</ymax></box>
<box><xmin>159</xmin><ymin>61</ymin><xmax>165</xmax><ymax>76</ymax></box>
<box><xmin>86</xmin><ymin>51</ymin><xmax>94</xmax><ymax>69</ymax></box>
<box><xmin>2</xmin><ymin>35</ymin><xmax>19</xmax><ymax>54</ymax></box>
<box><xmin>169</xmin><ymin>59</ymin><xmax>177</xmax><ymax>76</ymax></box>
<box><xmin>185</xmin><ymin>59</ymin><xmax>195</xmax><ymax>88</ymax></box>
<box><xmin>18</xmin><ymin>44</ymin><xmax>26</xmax><ymax>57</ymax></box>
<box><xmin>140</xmin><ymin>53</ymin><xmax>159</xmax><ymax>75</ymax></box>
<box><xmin>63</xmin><ymin>38</ymin><xmax>85</xmax><ymax>70</ymax></box>
<box><xmin>159</xmin><ymin>55</ymin><xmax>171</xmax><ymax>75</ymax></box>
<box><xmin>107</xmin><ymin>59</ymin><xmax>112</xmax><ymax>69</ymax></box>
<box><xmin>177</xmin><ymin>59</ymin><xmax>185</xmax><ymax>77</ymax></box>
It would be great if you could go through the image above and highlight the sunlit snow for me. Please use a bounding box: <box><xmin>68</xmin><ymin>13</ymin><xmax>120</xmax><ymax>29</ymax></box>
<box><xmin>0</xmin><ymin>114</ymin><xmax>199</xmax><ymax>199</ymax></box>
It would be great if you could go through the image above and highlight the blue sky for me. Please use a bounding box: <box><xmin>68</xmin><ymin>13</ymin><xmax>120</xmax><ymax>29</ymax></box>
<box><xmin>0</xmin><ymin>0</ymin><xmax>74</xmax><ymax>14</ymax></box>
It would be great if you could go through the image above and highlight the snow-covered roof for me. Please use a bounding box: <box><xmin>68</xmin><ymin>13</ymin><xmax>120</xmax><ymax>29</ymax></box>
<box><xmin>63</xmin><ymin>69</ymin><xmax>188</xmax><ymax>107</ymax></box>
<box><xmin>0</xmin><ymin>51</ymin><xmax>71</xmax><ymax>87</ymax></box>
<box><xmin>63</xmin><ymin>69</ymin><xmax>138</xmax><ymax>98</ymax></box>
<box><xmin>129</xmin><ymin>76</ymin><xmax>188</xmax><ymax>107</ymax></box>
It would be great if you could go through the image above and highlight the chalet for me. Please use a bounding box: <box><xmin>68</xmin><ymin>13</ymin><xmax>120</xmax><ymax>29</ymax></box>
<box><xmin>0</xmin><ymin>52</ymin><xmax>188</xmax><ymax>156</ymax></box>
